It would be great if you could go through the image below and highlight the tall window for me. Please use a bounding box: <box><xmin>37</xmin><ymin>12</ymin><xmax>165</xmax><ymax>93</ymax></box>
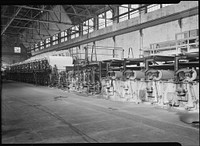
<box><xmin>35</xmin><ymin>43</ymin><xmax>39</xmax><ymax>51</ymax></box>
<box><xmin>61</xmin><ymin>30</ymin><xmax>68</xmax><ymax>42</ymax></box>
<box><xmin>98</xmin><ymin>13</ymin><xmax>106</xmax><ymax>29</ymax></box>
<box><xmin>52</xmin><ymin>34</ymin><xmax>58</xmax><ymax>45</ymax></box>
<box><xmin>147</xmin><ymin>4</ymin><xmax>161</xmax><ymax>12</ymax></box>
<box><xmin>40</xmin><ymin>41</ymin><xmax>44</xmax><ymax>50</ymax></box>
<box><xmin>71</xmin><ymin>25</ymin><xmax>79</xmax><ymax>39</ymax></box>
<box><xmin>83</xmin><ymin>20</ymin><xmax>89</xmax><ymax>35</ymax></box>
<box><xmin>46</xmin><ymin>38</ymin><xmax>50</xmax><ymax>48</ymax></box>
<box><xmin>83</xmin><ymin>18</ymin><xmax>94</xmax><ymax>34</ymax></box>
<box><xmin>106</xmin><ymin>10</ymin><xmax>113</xmax><ymax>26</ymax></box>
<box><xmin>119</xmin><ymin>4</ymin><xmax>129</xmax><ymax>22</ymax></box>
<box><xmin>130</xmin><ymin>4</ymin><xmax>139</xmax><ymax>18</ymax></box>
<box><xmin>88</xmin><ymin>18</ymin><xmax>94</xmax><ymax>33</ymax></box>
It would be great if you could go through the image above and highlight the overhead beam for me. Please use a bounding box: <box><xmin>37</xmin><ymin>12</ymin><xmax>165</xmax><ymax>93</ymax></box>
<box><xmin>112</xmin><ymin>4</ymin><xmax>150</xmax><ymax>20</ymax></box>
<box><xmin>70</xmin><ymin>5</ymin><xmax>84</xmax><ymax>23</ymax></box>
<box><xmin>83</xmin><ymin>5</ymin><xmax>92</xmax><ymax>17</ymax></box>
<box><xmin>17</xmin><ymin>9</ymin><xmax>42</xmax><ymax>33</ymax></box>
<box><xmin>14</xmin><ymin>9</ymin><xmax>31</xmax><ymax>27</ymax></box>
<box><xmin>1</xmin><ymin>24</ymin><xmax>60</xmax><ymax>32</ymax></box>
<box><xmin>16</xmin><ymin>5</ymin><xmax>95</xmax><ymax>18</ymax></box>
<box><xmin>1</xmin><ymin>7</ymin><xmax>22</xmax><ymax>35</ymax></box>
<box><xmin>33</xmin><ymin>7</ymin><xmax>198</xmax><ymax>56</ymax></box>
<box><xmin>2</xmin><ymin>15</ymin><xmax>73</xmax><ymax>26</ymax></box>
<box><xmin>47</xmin><ymin>9</ymin><xmax>61</xmax><ymax>31</ymax></box>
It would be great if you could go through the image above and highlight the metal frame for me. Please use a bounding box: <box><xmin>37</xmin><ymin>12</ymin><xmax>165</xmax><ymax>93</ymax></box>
<box><xmin>33</xmin><ymin>6</ymin><xmax>198</xmax><ymax>56</ymax></box>
<box><xmin>1</xmin><ymin>7</ymin><xmax>22</xmax><ymax>35</ymax></box>
<box><xmin>2</xmin><ymin>15</ymin><xmax>73</xmax><ymax>26</ymax></box>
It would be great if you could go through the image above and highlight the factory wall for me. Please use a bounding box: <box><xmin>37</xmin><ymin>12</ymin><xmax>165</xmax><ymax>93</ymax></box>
<box><xmin>1</xmin><ymin>35</ymin><xmax>28</xmax><ymax>65</ymax></box>
<box><xmin>31</xmin><ymin>1</ymin><xmax>199</xmax><ymax>59</ymax></box>
<box><xmin>142</xmin><ymin>21</ymin><xmax>181</xmax><ymax>48</ymax></box>
<box><xmin>181</xmin><ymin>15</ymin><xmax>199</xmax><ymax>32</ymax></box>
<box><xmin>88</xmin><ymin>1</ymin><xmax>199</xmax><ymax>58</ymax></box>
<box><xmin>2</xmin><ymin>55</ymin><xmax>27</xmax><ymax>65</ymax></box>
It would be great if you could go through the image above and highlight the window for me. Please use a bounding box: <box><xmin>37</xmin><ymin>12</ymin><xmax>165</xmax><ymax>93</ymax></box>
<box><xmin>162</xmin><ymin>4</ymin><xmax>173</xmax><ymax>7</ymax></box>
<box><xmin>71</xmin><ymin>25</ymin><xmax>79</xmax><ymax>39</ymax></box>
<box><xmin>35</xmin><ymin>43</ymin><xmax>39</xmax><ymax>51</ymax></box>
<box><xmin>46</xmin><ymin>38</ymin><xmax>51</xmax><ymax>48</ymax></box>
<box><xmin>52</xmin><ymin>34</ymin><xmax>58</xmax><ymax>45</ymax></box>
<box><xmin>83</xmin><ymin>20</ymin><xmax>89</xmax><ymax>35</ymax></box>
<box><xmin>40</xmin><ymin>41</ymin><xmax>44</xmax><ymax>50</ymax></box>
<box><xmin>61</xmin><ymin>30</ymin><xmax>68</xmax><ymax>42</ymax></box>
<box><xmin>130</xmin><ymin>4</ymin><xmax>139</xmax><ymax>18</ymax></box>
<box><xmin>88</xmin><ymin>18</ymin><xmax>94</xmax><ymax>33</ymax></box>
<box><xmin>119</xmin><ymin>4</ymin><xmax>129</xmax><ymax>22</ymax></box>
<box><xmin>82</xmin><ymin>18</ymin><xmax>94</xmax><ymax>34</ymax></box>
<box><xmin>147</xmin><ymin>4</ymin><xmax>161</xmax><ymax>12</ymax></box>
<box><xmin>98</xmin><ymin>13</ymin><xmax>105</xmax><ymax>29</ymax></box>
<box><xmin>106</xmin><ymin>10</ymin><xmax>113</xmax><ymax>26</ymax></box>
<box><xmin>14</xmin><ymin>47</ymin><xmax>21</xmax><ymax>53</ymax></box>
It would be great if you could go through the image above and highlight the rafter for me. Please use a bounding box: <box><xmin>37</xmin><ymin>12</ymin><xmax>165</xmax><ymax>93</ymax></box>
<box><xmin>1</xmin><ymin>7</ymin><xmax>22</xmax><ymax>35</ymax></box>
<box><xmin>70</xmin><ymin>5</ymin><xmax>84</xmax><ymax>23</ymax></box>
<box><xmin>16</xmin><ymin>5</ymin><xmax>95</xmax><ymax>18</ymax></box>
<box><xmin>2</xmin><ymin>15</ymin><xmax>73</xmax><ymax>26</ymax></box>
<box><xmin>47</xmin><ymin>7</ymin><xmax>61</xmax><ymax>31</ymax></box>
<box><xmin>1</xmin><ymin>24</ymin><xmax>60</xmax><ymax>32</ymax></box>
<box><xmin>83</xmin><ymin>5</ymin><xmax>92</xmax><ymax>17</ymax></box>
<box><xmin>17</xmin><ymin>9</ymin><xmax>42</xmax><ymax>33</ymax></box>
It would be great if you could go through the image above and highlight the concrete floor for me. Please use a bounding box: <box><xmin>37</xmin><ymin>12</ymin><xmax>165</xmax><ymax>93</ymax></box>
<box><xmin>1</xmin><ymin>80</ymin><xmax>199</xmax><ymax>145</ymax></box>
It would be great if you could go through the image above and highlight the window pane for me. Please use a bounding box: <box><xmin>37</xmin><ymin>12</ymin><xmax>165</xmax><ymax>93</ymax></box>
<box><xmin>162</xmin><ymin>4</ymin><xmax>172</xmax><ymax>7</ymax></box>
<box><xmin>106</xmin><ymin>10</ymin><xmax>113</xmax><ymax>26</ymax></box>
<box><xmin>14</xmin><ymin>47</ymin><xmax>21</xmax><ymax>53</ymax></box>
<box><xmin>131</xmin><ymin>4</ymin><xmax>139</xmax><ymax>9</ymax></box>
<box><xmin>46</xmin><ymin>38</ymin><xmax>50</xmax><ymax>43</ymax></box>
<box><xmin>46</xmin><ymin>38</ymin><xmax>50</xmax><ymax>47</ymax></box>
<box><xmin>89</xmin><ymin>18</ymin><xmax>94</xmax><ymax>33</ymax></box>
<box><xmin>98</xmin><ymin>13</ymin><xmax>105</xmax><ymax>29</ymax></box>
<box><xmin>83</xmin><ymin>20</ymin><xmax>89</xmax><ymax>35</ymax></box>
<box><xmin>130</xmin><ymin>10</ymin><xmax>139</xmax><ymax>18</ymax></box>
<box><xmin>40</xmin><ymin>41</ymin><xmax>44</xmax><ymax>49</ymax></box>
<box><xmin>52</xmin><ymin>34</ymin><xmax>58</xmax><ymax>41</ymax></box>
<box><xmin>147</xmin><ymin>4</ymin><xmax>160</xmax><ymax>12</ymax></box>
<box><xmin>61</xmin><ymin>31</ymin><xmax>67</xmax><ymax>37</ymax></box>
<box><xmin>119</xmin><ymin>5</ymin><xmax>128</xmax><ymax>22</ymax></box>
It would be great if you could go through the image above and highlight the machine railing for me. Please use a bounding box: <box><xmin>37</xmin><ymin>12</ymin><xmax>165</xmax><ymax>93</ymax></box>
<box><xmin>143</xmin><ymin>29</ymin><xmax>199</xmax><ymax>56</ymax></box>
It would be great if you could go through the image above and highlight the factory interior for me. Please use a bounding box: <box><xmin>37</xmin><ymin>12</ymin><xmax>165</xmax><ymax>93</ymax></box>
<box><xmin>1</xmin><ymin>2</ymin><xmax>199</xmax><ymax>145</ymax></box>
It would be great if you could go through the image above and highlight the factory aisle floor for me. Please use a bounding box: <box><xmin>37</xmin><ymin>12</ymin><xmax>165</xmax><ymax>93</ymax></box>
<box><xmin>1</xmin><ymin>80</ymin><xmax>199</xmax><ymax>145</ymax></box>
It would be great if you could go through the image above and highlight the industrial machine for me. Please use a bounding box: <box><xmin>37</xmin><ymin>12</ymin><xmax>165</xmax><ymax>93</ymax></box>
<box><xmin>6</xmin><ymin>56</ymin><xmax>73</xmax><ymax>86</ymax></box>
<box><xmin>6</xmin><ymin>29</ymin><xmax>199</xmax><ymax>112</ymax></box>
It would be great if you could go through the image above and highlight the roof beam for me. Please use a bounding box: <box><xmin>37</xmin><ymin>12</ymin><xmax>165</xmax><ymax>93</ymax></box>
<box><xmin>33</xmin><ymin>7</ymin><xmax>198</xmax><ymax>56</ymax></box>
<box><xmin>17</xmin><ymin>9</ymin><xmax>42</xmax><ymax>33</ymax></box>
<box><xmin>1</xmin><ymin>7</ymin><xmax>22</xmax><ymax>35</ymax></box>
<box><xmin>70</xmin><ymin>5</ymin><xmax>84</xmax><ymax>23</ymax></box>
<box><xmin>83</xmin><ymin>5</ymin><xmax>92</xmax><ymax>17</ymax></box>
<box><xmin>2</xmin><ymin>15</ymin><xmax>73</xmax><ymax>25</ymax></box>
<box><xmin>16</xmin><ymin>5</ymin><xmax>95</xmax><ymax>18</ymax></box>
<box><xmin>1</xmin><ymin>24</ymin><xmax>60</xmax><ymax>32</ymax></box>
